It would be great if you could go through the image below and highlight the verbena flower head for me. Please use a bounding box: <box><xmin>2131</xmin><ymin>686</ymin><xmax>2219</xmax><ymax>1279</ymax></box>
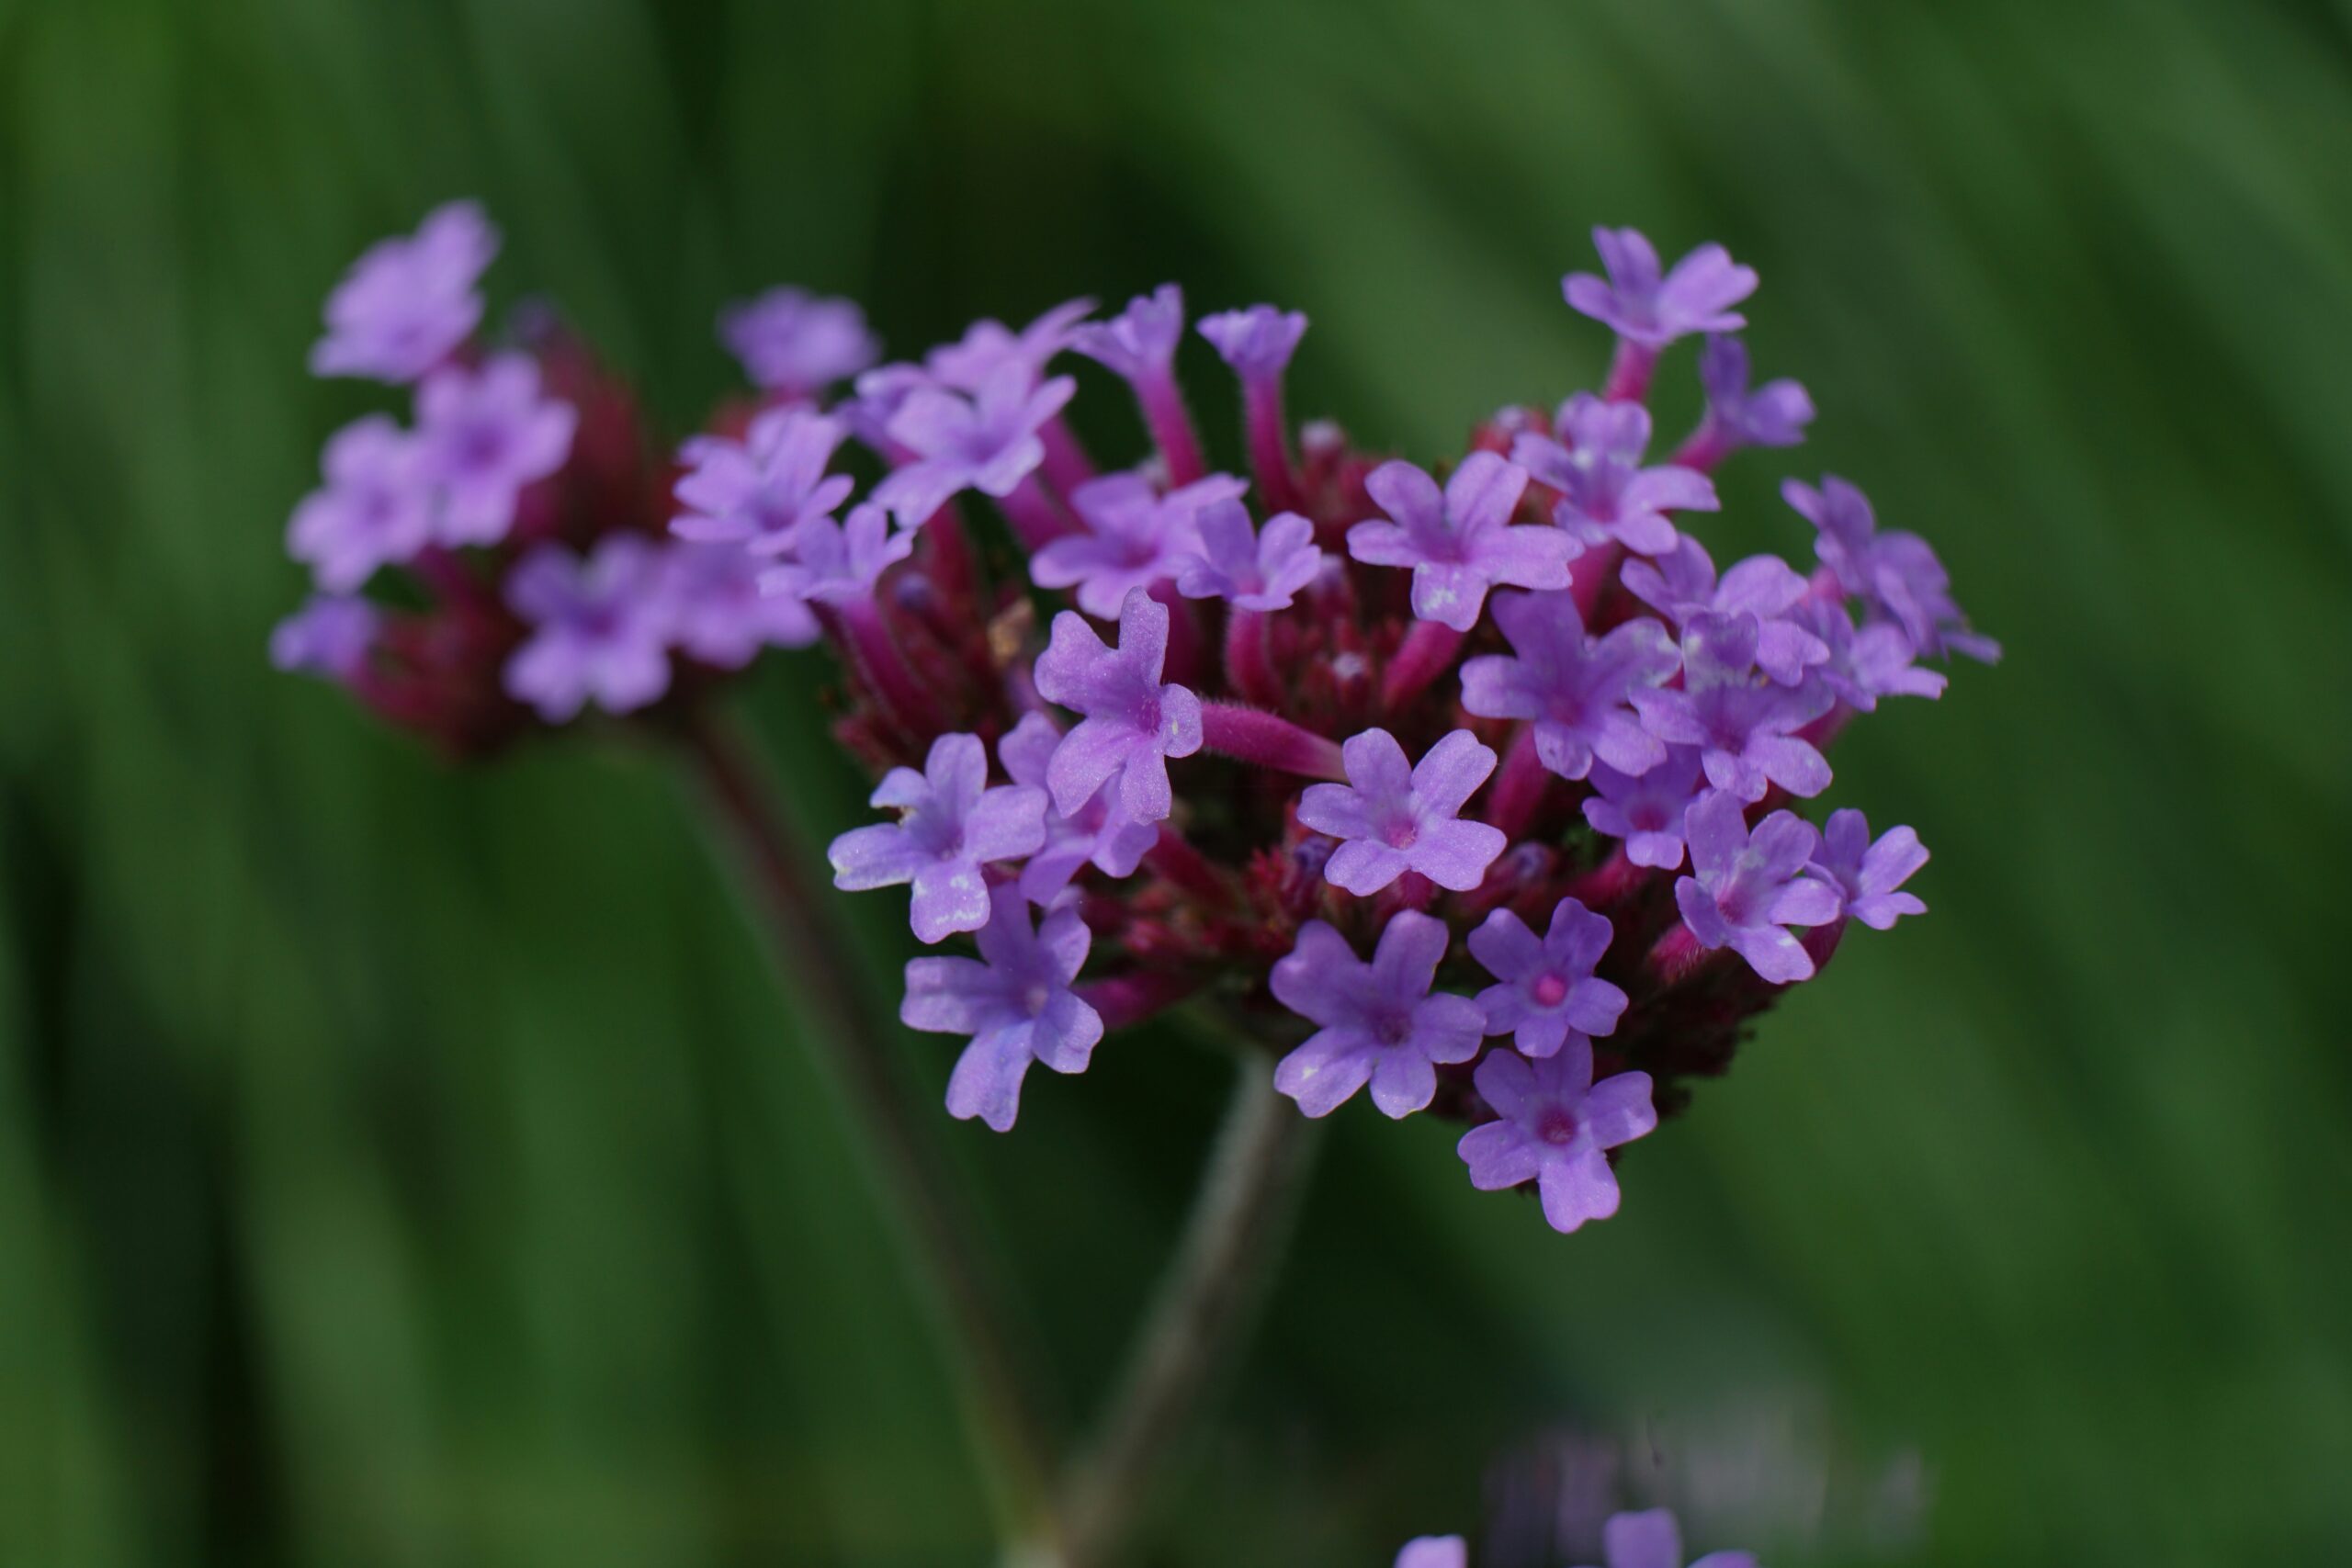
<box><xmin>1348</xmin><ymin>453</ymin><xmax>1576</xmax><ymax>630</ymax></box>
<box><xmin>310</xmin><ymin>200</ymin><xmax>497</xmax><ymax>382</ymax></box>
<box><xmin>1456</xmin><ymin>1040</ymin><xmax>1656</xmax><ymax>1234</ymax></box>
<box><xmin>902</xmin><ymin>884</ymin><xmax>1102</xmax><ymax>1131</ymax></box>
<box><xmin>718</xmin><ymin>286</ymin><xmax>879</xmax><ymax>398</ymax></box>
<box><xmin>286</xmin><ymin>414</ymin><xmax>436</xmax><ymax>592</ymax></box>
<box><xmin>415</xmin><ymin>352</ymin><xmax>579</xmax><ymax>546</ymax></box>
<box><xmin>1270</xmin><ymin>913</ymin><xmax>1485</xmax><ymax>1118</ymax></box>
<box><xmin>1565</xmin><ymin>227</ymin><xmax>1757</xmax><ymax>349</ymax></box>
<box><xmin>1175</xmin><ymin>500</ymin><xmax>1323</xmax><ymax>611</ymax></box>
<box><xmin>1297</xmin><ymin>728</ymin><xmax>1505</xmax><ymax>894</ymax></box>
<box><xmin>671</xmin><ymin>407</ymin><xmax>854</xmax><ymax>555</ymax></box>
<box><xmin>828</xmin><ymin>733</ymin><xmax>1048</xmax><ymax>944</ymax></box>
<box><xmin>1461</xmin><ymin>591</ymin><xmax>1679</xmax><ymax>781</ymax></box>
<box><xmin>275</xmin><ymin>206</ymin><xmax>1989</xmax><ymax>1230</ymax></box>
<box><xmin>1031</xmin><ymin>471</ymin><xmax>1248</xmax><ymax>618</ymax></box>
<box><xmin>1511</xmin><ymin>394</ymin><xmax>1718</xmax><ymax>558</ymax></box>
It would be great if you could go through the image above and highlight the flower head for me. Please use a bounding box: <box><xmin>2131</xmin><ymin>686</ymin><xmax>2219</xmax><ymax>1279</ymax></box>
<box><xmin>902</xmin><ymin>885</ymin><xmax>1103</xmax><ymax>1131</ymax></box>
<box><xmin>1297</xmin><ymin>728</ymin><xmax>1505</xmax><ymax>894</ymax></box>
<box><xmin>1622</xmin><ymin>537</ymin><xmax>1826</xmax><ymax>685</ymax></box>
<box><xmin>872</xmin><ymin>364</ymin><xmax>1078</xmax><ymax>524</ymax></box>
<box><xmin>1784</xmin><ymin>475</ymin><xmax>2000</xmax><ymax>663</ymax></box>
<box><xmin>1511</xmin><ymin>394</ymin><xmax>1718</xmax><ymax>558</ymax></box>
<box><xmin>1270</xmin><ymin>913</ymin><xmax>1485</xmax><ymax>1118</ymax></box>
<box><xmin>1576</xmin><ymin>1507</ymin><xmax>1758</xmax><ymax>1568</ymax></box>
<box><xmin>1069</xmin><ymin>285</ymin><xmax>1186</xmax><ymax>381</ymax></box>
<box><xmin>1461</xmin><ymin>591</ymin><xmax>1679</xmax><ymax>780</ymax></box>
<box><xmin>415</xmin><ymin>353</ymin><xmax>578</xmax><ymax>547</ymax></box>
<box><xmin>310</xmin><ymin>200</ymin><xmax>497</xmax><ymax>382</ymax></box>
<box><xmin>1456</xmin><ymin>1040</ymin><xmax>1656</xmax><ymax>1234</ymax></box>
<box><xmin>1698</xmin><ymin>333</ymin><xmax>1814</xmax><ymax>450</ymax></box>
<box><xmin>1031</xmin><ymin>471</ymin><xmax>1248</xmax><ymax>619</ymax></box>
<box><xmin>1348</xmin><ymin>454</ymin><xmax>1576</xmax><ymax>630</ymax></box>
<box><xmin>1175</xmin><ymin>501</ymin><xmax>1324</xmax><ymax>612</ymax></box>
<box><xmin>1196</xmin><ymin>304</ymin><xmax>1307</xmax><ymax>382</ymax></box>
<box><xmin>1564</xmin><ymin>227</ymin><xmax>1757</xmax><ymax>349</ymax></box>
<box><xmin>286</xmin><ymin>414</ymin><xmax>435</xmax><ymax>591</ymax></box>
<box><xmin>503</xmin><ymin>536</ymin><xmax>676</xmax><ymax>721</ymax></box>
<box><xmin>1810</xmin><ymin>807</ymin><xmax>1928</xmax><ymax>930</ymax></box>
<box><xmin>1632</xmin><ymin>613</ymin><xmax>1834</xmax><ymax>802</ymax></box>
<box><xmin>761</xmin><ymin>503</ymin><xmax>915</xmax><ymax>608</ymax></box>
<box><xmin>1468</xmin><ymin>897</ymin><xmax>1629</xmax><ymax>1058</ymax></box>
<box><xmin>269</xmin><ymin>594</ymin><xmax>380</xmax><ymax>681</ymax></box>
<box><xmin>671</xmin><ymin>407</ymin><xmax>854</xmax><ymax>555</ymax></box>
<box><xmin>1031</xmin><ymin>589</ymin><xmax>1204</xmax><ymax>824</ymax></box>
<box><xmin>665</xmin><ymin>541</ymin><xmax>820</xmax><ymax>667</ymax></box>
<box><xmin>997</xmin><ymin>713</ymin><xmax>1157</xmax><ymax>902</ymax></box>
<box><xmin>826</xmin><ymin>733</ymin><xmax>1048</xmax><ymax>943</ymax></box>
<box><xmin>1674</xmin><ymin>790</ymin><xmax>1842</xmax><ymax>984</ymax></box>
<box><xmin>1581</xmin><ymin>747</ymin><xmax>1707</xmax><ymax>870</ymax></box>
<box><xmin>718</xmin><ymin>286</ymin><xmax>879</xmax><ymax>396</ymax></box>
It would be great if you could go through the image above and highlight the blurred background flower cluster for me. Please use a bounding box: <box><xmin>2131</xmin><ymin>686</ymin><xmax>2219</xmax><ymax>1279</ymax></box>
<box><xmin>2</xmin><ymin>0</ymin><xmax>2346</xmax><ymax>1563</ymax></box>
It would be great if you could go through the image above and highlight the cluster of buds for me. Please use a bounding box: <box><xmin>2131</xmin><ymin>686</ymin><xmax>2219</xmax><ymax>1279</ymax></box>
<box><xmin>274</xmin><ymin>208</ymin><xmax>1992</xmax><ymax>1239</ymax></box>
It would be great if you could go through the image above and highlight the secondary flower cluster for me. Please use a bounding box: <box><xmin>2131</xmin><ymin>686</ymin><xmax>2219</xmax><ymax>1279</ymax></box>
<box><xmin>1399</xmin><ymin>1506</ymin><xmax>1755</xmax><ymax>1568</ymax></box>
<box><xmin>270</xmin><ymin>203</ymin><xmax>880</xmax><ymax>750</ymax></box>
<box><xmin>273</xmin><ymin>208</ymin><xmax>1991</xmax><ymax>1238</ymax></box>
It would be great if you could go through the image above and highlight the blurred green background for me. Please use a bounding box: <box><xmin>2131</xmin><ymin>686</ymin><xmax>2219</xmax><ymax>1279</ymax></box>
<box><xmin>5</xmin><ymin>0</ymin><xmax>2350</xmax><ymax>1562</ymax></box>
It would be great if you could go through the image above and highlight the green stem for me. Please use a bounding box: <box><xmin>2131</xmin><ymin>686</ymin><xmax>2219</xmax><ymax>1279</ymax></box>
<box><xmin>676</xmin><ymin>705</ymin><xmax>1067</xmax><ymax>1562</ymax></box>
<box><xmin>1059</xmin><ymin>1050</ymin><xmax>1321</xmax><ymax>1564</ymax></box>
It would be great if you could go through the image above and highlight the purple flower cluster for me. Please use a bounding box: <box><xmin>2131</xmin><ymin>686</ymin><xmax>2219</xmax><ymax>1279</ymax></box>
<box><xmin>1400</xmin><ymin>1506</ymin><xmax>1756</xmax><ymax>1568</ymax></box>
<box><xmin>277</xmin><ymin>211</ymin><xmax>1986</xmax><ymax>1233</ymax></box>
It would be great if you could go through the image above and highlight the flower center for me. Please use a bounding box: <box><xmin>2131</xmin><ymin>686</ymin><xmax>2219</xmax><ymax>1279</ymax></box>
<box><xmin>1535</xmin><ymin>1105</ymin><xmax>1579</xmax><ymax>1146</ymax></box>
<box><xmin>1021</xmin><ymin>981</ymin><xmax>1053</xmax><ymax>1018</ymax></box>
<box><xmin>1531</xmin><ymin>972</ymin><xmax>1569</xmax><ymax>1009</ymax></box>
<box><xmin>1372</xmin><ymin>1011</ymin><xmax>1413</xmax><ymax>1048</ymax></box>
<box><xmin>452</xmin><ymin>419</ymin><xmax>509</xmax><ymax>475</ymax></box>
<box><xmin>1382</xmin><ymin>816</ymin><xmax>1420</xmax><ymax>850</ymax></box>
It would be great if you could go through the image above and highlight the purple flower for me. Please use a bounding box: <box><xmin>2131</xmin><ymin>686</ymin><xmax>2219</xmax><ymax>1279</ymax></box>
<box><xmin>1564</xmin><ymin>227</ymin><xmax>1757</xmax><ymax>349</ymax></box>
<box><xmin>871</xmin><ymin>364</ymin><xmax>1078</xmax><ymax>524</ymax></box>
<box><xmin>1784</xmin><ymin>475</ymin><xmax>2000</xmax><ymax>662</ymax></box>
<box><xmin>1394</xmin><ymin>1540</ymin><xmax>1467</xmax><ymax>1568</ymax></box>
<box><xmin>1174</xmin><ymin>500</ymin><xmax>1325</xmax><ymax>611</ymax></box>
<box><xmin>1196</xmin><ymin>304</ymin><xmax>1307</xmax><ymax>381</ymax></box>
<box><xmin>1467</xmin><ymin>897</ymin><xmax>1629</xmax><ymax>1058</ymax></box>
<box><xmin>1810</xmin><ymin>808</ymin><xmax>1928</xmax><ymax>930</ymax></box>
<box><xmin>269</xmin><ymin>594</ymin><xmax>380</xmax><ymax>681</ymax></box>
<box><xmin>671</xmin><ymin>407</ymin><xmax>854</xmax><ymax>556</ymax></box>
<box><xmin>826</xmin><ymin>733</ymin><xmax>1048</xmax><ymax>944</ymax></box>
<box><xmin>1674</xmin><ymin>790</ymin><xmax>1842</xmax><ymax>984</ymax></box>
<box><xmin>1455</xmin><ymin>1040</ymin><xmax>1656</xmax><ymax>1235</ymax></box>
<box><xmin>1270</xmin><ymin>913</ymin><xmax>1484</xmax><ymax>1119</ymax></box>
<box><xmin>1459</xmin><ymin>591</ymin><xmax>1679</xmax><ymax>781</ymax></box>
<box><xmin>1347</xmin><ymin>454</ymin><xmax>1576</xmax><ymax>631</ymax></box>
<box><xmin>285</xmin><ymin>414</ymin><xmax>435</xmax><ymax>591</ymax></box>
<box><xmin>665</xmin><ymin>541</ymin><xmax>820</xmax><ymax>667</ymax></box>
<box><xmin>503</xmin><ymin>536</ymin><xmax>676</xmax><ymax>722</ymax></box>
<box><xmin>414</xmin><ymin>353</ymin><xmax>577</xmax><ymax>547</ymax></box>
<box><xmin>310</xmin><ymin>200</ymin><xmax>497</xmax><ymax>382</ymax></box>
<box><xmin>1030</xmin><ymin>471</ymin><xmax>1248</xmax><ymax>619</ymax></box>
<box><xmin>1069</xmin><ymin>285</ymin><xmax>1185</xmax><ymax>380</ymax></box>
<box><xmin>1510</xmin><ymin>395</ymin><xmax>1718</xmax><ymax>558</ymax></box>
<box><xmin>997</xmin><ymin>713</ymin><xmax>1157</xmax><ymax>902</ymax></box>
<box><xmin>1698</xmin><ymin>334</ymin><xmax>1814</xmax><ymax>449</ymax></box>
<box><xmin>1031</xmin><ymin>588</ymin><xmax>1204</xmax><ymax>825</ymax></box>
<box><xmin>1632</xmin><ymin>613</ymin><xmax>1834</xmax><ymax>802</ymax></box>
<box><xmin>1574</xmin><ymin>1508</ymin><xmax>1758</xmax><ymax>1568</ymax></box>
<box><xmin>902</xmin><ymin>884</ymin><xmax>1102</xmax><ymax>1132</ymax></box>
<box><xmin>759</xmin><ymin>503</ymin><xmax>915</xmax><ymax>607</ymax></box>
<box><xmin>1581</xmin><ymin>746</ymin><xmax>1707</xmax><ymax>870</ymax></box>
<box><xmin>1791</xmin><ymin>596</ymin><xmax>1946</xmax><ymax>711</ymax></box>
<box><xmin>717</xmin><ymin>286</ymin><xmax>879</xmax><ymax>396</ymax></box>
<box><xmin>1623</xmin><ymin>537</ymin><xmax>1827</xmax><ymax>685</ymax></box>
<box><xmin>924</xmin><ymin>298</ymin><xmax>1094</xmax><ymax>392</ymax></box>
<box><xmin>1296</xmin><ymin>729</ymin><xmax>1506</xmax><ymax>895</ymax></box>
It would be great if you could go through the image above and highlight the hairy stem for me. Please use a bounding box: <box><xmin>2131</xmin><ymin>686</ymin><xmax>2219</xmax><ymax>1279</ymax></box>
<box><xmin>677</xmin><ymin>707</ymin><xmax>1066</xmax><ymax>1562</ymax></box>
<box><xmin>1060</xmin><ymin>1054</ymin><xmax>1320</xmax><ymax>1563</ymax></box>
